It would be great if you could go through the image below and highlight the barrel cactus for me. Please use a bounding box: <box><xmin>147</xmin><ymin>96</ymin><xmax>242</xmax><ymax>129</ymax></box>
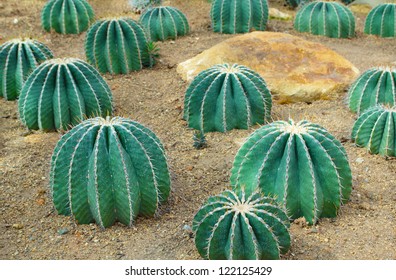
<box><xmin>183</xmin><ymin>64</ymin><xmax>272</xmax><ymax>133</ymax></box>
<box><xmin>41</xmin><ymin>0</ymin><xmax>95</xmax><ymax>34</ymax></box>
<box><xmin>294</xmin><ymin>1</ymin><xmax>355</xmax><ymax>38</ymax></box>
<box><xmin>139</xmin><ymin>6</ymin><xmax>190</xmax><ymax>41</ymax></box>
<box><xmin>129</xmin><ymin>0</ymin><xmax>162</xmax><ymax>13</ymax></box>
<box><xmin>210</xmin><ymin>0</ymin><xmax>269</xmax><ymax>34</ymax></box>
<box><xmin>18</xmin><ymin>58</ymin><xmax>113</xmax><ymax>131</ymax></box>
<box><xmin>0</xmin><ymin>39</ymin><xmax>53</xmax><ymax>101</ymax></box>
<box><xmin>364</xmin><ymin>3</ymin><xmax>396</xmax><ymax>37</ymax></box>
<box><xmin>348</xmin><ymin>67</ymin><xmax>396</xmax><ymax>115</ymax></box>
<box><xmin>230</xmin><ymin>119</ymin><xmax>352</xmax><ymax>225</ymax></box>
<box><xmin>50</xmin><ymin>116</ymin><xmax>171</xmax><ymax>228</ymax></box>
<box><xmin>192</xmin><ymin>189</ymin><xmax>290</xmax><ymax>260</ymax></box>
<box><xmin>352</xmin><ymin>105</ymin><xmax>396</xmax><ymax>157</ymax></box>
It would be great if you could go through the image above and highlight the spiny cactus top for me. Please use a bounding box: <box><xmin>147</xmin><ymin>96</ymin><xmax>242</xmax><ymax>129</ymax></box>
<box><xmin>294</xmin><ymin>1</ymin><xmax>355</xmax><ymax>38</ymax></box>
<box><xmin>352</xmin><ymin>105</ymin><xmax>396</xmax><ymax>157</ymax></box>
<box><xmin>230</xmin><ymin>119</ymin><xmax>352</xmax><ymax>225</ymax></box>
<box><xmin>50</xmin><ymin>116</ymin><xmax>171</xmax><ymax>228</ymax></box>
<box><xmin>41</xmin><ymin>0</ymin><xmax>95</xmax><ymax>34</ymax></box>
<box><xmin>193</xmin><ymin>189</ymin><xmax>290</xmax><ymax>260</ymax></box>
<box><xmin>18</xmin><ymin>58</ymin><xmax>113</xmax><ymax>131</ymax></box>
<box><xmin>364</xmin><ymin>3</ymin><xmax>396</xmax><ymax>37</ymax></box>
<box><xmin>210</xmin><ymin>0</ymin><xmax>269</xmax><ymax>34</ymax></box>
<box><xmin>129</xmin><ymin>0</ymin><xmax>162</xmax><ymax>13</ymax></box>
<box><xmin>139</xmin><ymin>6</ymin><xmax>190</xmax><ymax>41</ymax></box>
<box><xmin>348</xmin><ymin>67</ymin><xmax>396</xmax><ymax>115</ymax></box>
<box><xmin>0</xmin><ymin>39</ymin><xmax>53</xmax><ymax>101</ymax></box>
<box><xmin>183</xmin><ymin>64</ymin><xmax>272</xmax><ymax>133</ymax></box>
<box><xmin>85</xmin><ymin>18</ymin><xmax>151</xmax><ymax>74</ymax></box>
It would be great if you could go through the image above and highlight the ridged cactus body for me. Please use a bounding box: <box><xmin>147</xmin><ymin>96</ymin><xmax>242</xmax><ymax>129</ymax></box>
<box><xmin>210</xmin><ymin>0</ymin><xmax>269</xmax><ymax>34</ymax></box>
<box><xmin>364</xmin><ymin>3</ymin><xmax>396</xmax><ymax>37</ymax></box>
<box><xmin>294</xmin><ymin>1</ymin><xmax>355</xmax><ymax>38</ymax></box>
<box><xmin>0</xmin><ymin>39</ymin><xmax>53</xmax><ymax>101</ymax></box>
<box><xmin>183</xmin><ymin>64</ymin><xmax>272</xmax><ymax>133</ymax></box>
<box><xmin>193</xmin><ymin>189</ymin><xmax>290</xmax><ymax>260</ymax></box>
<box><xmin>41</xmin><ymin>0</ymin><xmax>95</xmax><ymax>34</ymax></box>
<box><xmin>18</xmin><ymin>58</ymin><xmax>113</xmax><ymax>131</ymax></box>
<box><xmin>230</xmin><ymin>120</ymin><xmax>352</xmax><ymax>224</ymax></box>
<box><xmin>50</xmin><ymin>116</ymin><xmax>171</xmax><ymax>228</ymax></box>
<box><xmin>140</xmin><ymin>6</ymin><xmax>190</xmax><ymax>41</ymax></box>
<box><xmin>348</xmin><ymin>67</ymin><xmax>396</xmax><ymax>114</ymax></box>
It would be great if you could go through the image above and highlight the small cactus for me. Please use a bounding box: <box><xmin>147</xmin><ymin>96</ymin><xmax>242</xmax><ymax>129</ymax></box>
<box><xmin>18</xmin><ymin>58</ymin><xmax>113</xmax><ymax>131</ymax></box>
<box><xmin>193</xmin><ymin>131</ymin><xmax>207</xmax><ymax>149</ymax></box>
<box><xmin>230</xmin><ymin>119</ymin><xmax>352</xmax><ymax>225</ymax></box>
<box><xmin>364</xmin><ymin>3</ymin><xmax>396</xmax><ymax>38</ymax></box>
<box><xmin>348</xmin><ymin>67</ymin><xmax>396</xmax><ymax>115</ymax></box>
<box><xmin>192</xmin><ymin>189</ymin><xmax>291</xmax><ymax>260</ymax></box>
<box><xmin>0</xmin><ymin>39</ymin><xmax>53</xmax><ymax>101</ymax></box>
<box><xmin>129</xmin><ymin>0</ymin><xmax>162</xmax><ymax>13</ymax></box>
<box><xmin>140</xmin><ymin>6</ymin><xmax>190</xmax><ymax>41</ymax></box>
<box><xmin>41</xmin><ymin>0</ymin><xmax>95</xmax><ymax>34</ymax></box>
<box><xmin>294</xmin><ymin>1</ymin><xmax>355</xmax><ymax>38</ymax></box>
<box><xmin>50</xmin><ymin>116</ymin><xmax>171</xmax><ymax>228</ymax></box>
<box><xmin>183</xmin><ymin>64</ymin><xmax>272</xmax><ymax>133</ymax></box>
<box><xmin>210</xmin><ymin>0</ymin><xmax>269</xmax><ymax>34</ymax></box>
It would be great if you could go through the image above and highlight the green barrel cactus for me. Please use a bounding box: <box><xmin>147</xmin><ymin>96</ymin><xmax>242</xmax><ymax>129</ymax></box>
<box><xmin>192</xmin><ymin>189</ymin><xmax>290</xmax><ymax>260</ymax></box>
<box><xmin>348</xmin><ymin>67</ymin><xmax>396</xmax><ymax>115</ymax></box>
<box><xmin>230</xmin><ymin>119</ymin><xmax>352</xmax><ymax>225</ymax></box>
<box><xmin>351</xmin><ymin>105</ymin><xmax>396</xmax><ymax>157</ymax></box>
<box><xmin>85</xmin><ymin>18</ymin><xmax>153</xmax><ymax>74</ymax></box>
<box><xmin>0</xmin><ymin>39</ymin><xmax>53</xmax><ymax>101</ymax></box>
<box><xmin>50</xmin><ymin>116</ymin><xmax>171</xmax><ymax>228</ymax></box>
<box><xmin>18</xmin><ymin>58</ymin><xmax>113</xmax><ymax>131</ymax></box>
<box><xmin>364</xmin><ymin>3</ymin><xmax>396</xmax><ymax>38</ymax></box>
<box><xmin>183</xmin><ymin>64</ymin><xmax>272</xmax><ymax>133</ymax></box>
<box><xmin>210</xmin><ymin>0</ymin><xmax>269</xmax><ymax>34</ymax></box>
<box><xmin>129</xmin><ymin>0</ymin><xmax>162</xmax><ymax>13</ymax></box>
<box><xmin>139</xmin><ymin>6</ymin><xmax>190</xmax><ymax>41</ymax></box>
<box><xmin>41</xmin><ymin>0</ymin><xmax>95</xmax><ymax>34</ymax></box>
<box><xmin>294</xmin><ymin>1</ymin><xmax>355</xmax><ymax>38</ymax></box>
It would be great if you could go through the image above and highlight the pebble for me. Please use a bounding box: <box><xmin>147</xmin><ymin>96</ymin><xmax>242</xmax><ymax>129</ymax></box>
<box><xmin>58</xmin><ymin>228</ymin><xmax>69</xmax><ymax>235</ymax></box>
<box><xmin>12</xmin><ymin>224</ymin><xmax>23</xmax><ymax>230</ymax></box>
<box><xmin>355</xmin><ymin>158</ymin><xmax>364</xmax><ymax>163</ymax></box>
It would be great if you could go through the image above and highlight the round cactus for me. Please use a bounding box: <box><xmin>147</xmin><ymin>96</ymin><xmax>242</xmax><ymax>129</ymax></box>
<box><xmin>192</xmin><ymin>189</ymin><xmax>290</xmax><ymax>260</ymax></box>
<box><xmin>50</xmin><ymin>116</ymin><xmax>171</xmax><ymax>228</ymax></box>
<box><xmin>210</xmin><ymin>0</ymin><xmax>269</xmax><ymax>34</ymax></box>
<box><xmin>139</xmin><ymin>6</ymin><xmax>190</xmax><ymax>41</ymax></box>
<box><xmin>41</xmin><ymin>0</ymin><xmax>95</xmax><ymax>34</ymax></box>
<box><xmin>18</xmin><ymin>58</ymin><xmax>113</xmax><ymax>131</ymax></box>
<box><xmin>230</xmin><ymin>119</ymin><xmax>352</xmax><ymax>225</ymax></box>
<box><xmin>0</xmin><ymin>39</ymin><xmax>53</xmax><ymax>101</ymax></box>
<box><xmin>294</xmin><ymin>1</ymin><xmax>355</xmax><ymax>38</ymax></box>
<box><xmin>352</xmin><ymin>105</ymin><xmax>396</xmax><ymax>157</ymax></box>
<box><xmin>364</xmin><ymin>3</ymin><xmax>396</xmax><ymax>38</ymax></box>
<box><xmin>348</xmin><ymin>67</ymin><xmax>396</xmax><ymax>115</ymax></box>
<box><xmin>183</xmin><ymin>64</ymin><xmax>272</xmax><ymax>133</ymax></box>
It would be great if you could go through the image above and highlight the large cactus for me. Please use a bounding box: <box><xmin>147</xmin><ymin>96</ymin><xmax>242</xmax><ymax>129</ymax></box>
<box><xmin>139</xmin><ymin>6</ymin><xmax>190</xmax><ymax>41</ymax></box>
<box><xmin>50</xmin><ymin>116</ymin><xmax>171</xmax><ymax>228</ymax></box>
<box><xmin>192</xmin><ymin>189</ymin><xmax>290</xmax><ymax>260</ymax></box>
<box><xmin>129</xmin><ymin>0</ymin><xmax>162</xmax><ymax>13</ymax></box>
<box><xmin>183</xmin><ymin>64</ymin><xmax>272</xmax><ymax>133</ymax></box>
<box><xmin>364</xmin><ymin>3</ymin><xmax>396</xmax><ymax>37</ymax></box>
<box><xmin>41</xmin><ymin>0</ymin><xmax>95</xmax><ymax>34</ymax></box>
<box><xmin>230</xmin><ymin>119</ymin><xmax>352</xmax><ymax>225</ymax></box>
<box><xmin>294</xmin><ymin>1</ymin><xmax>355</xmax><ymax>38</ymax></box>
<box><xmin>210</xmin><ymin>0</ymin><xmax>269</xmax><ymax>34</ymax></box>
<box><xmin>348</xmin><ymin>67</ymin><xmax>396</xmax><ymax>115</ymax></box>
<box><xmin>0</xmin><ymin>39</ymin><xmax>53</xmax><ymax>101</ymax></box>
<box><xmin>18</xmin><ymin>58</ymin><xmax>113</xmax><ymax>131</ymax></box>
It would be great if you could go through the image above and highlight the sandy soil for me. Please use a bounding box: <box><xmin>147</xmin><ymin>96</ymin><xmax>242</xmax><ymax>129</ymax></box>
<box><xmin>0</xmin><ymin>0</ymin><xmax>395</xmax><ymax>260</ymax></box>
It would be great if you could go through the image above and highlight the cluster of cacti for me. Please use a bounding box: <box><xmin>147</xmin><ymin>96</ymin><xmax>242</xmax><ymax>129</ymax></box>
<box><xmin>18</xmin><ymin>58</ymin><xmax>113</xmax><ymax>131</ymax></box>
<box><xmin>139</xmin><ymin>6</ymin><xmax>190</xmax><ymax>41</ymax></box>
<box><xmin>192</xmin><ymin>189</ymin><xmax>290</xmax><ymax>260</ymax></box>
<box><xmin>129</xmin><ymin>0</ymin><xmax>162</xmax><ymax>13</ymax></box>
<box><xmin>230</xmin><ymin>119</ymin><xmax>353</xmax><ymax>225</ymax></box>
<box><xmin>41</xmin><ymin>0</ymin><xmax>95</xmax><ymax>34</ymax></box>
<box><xmin>50</xmin><ymin>116</ymin><xmax>171</xmax><ymax>228</ymax></box>
<box><xmin>348</xmin><ymin>67</ymin><xmax>396</xmax><ymax>114</ymax></box>
<box><xmin>294</xmin><ymin>1</ymin><xmax>355</xmax><ymax>38</ymax></box>
<box><xmin>0</xmin><ymin>39</ymin><xmax>53</xmax><ymax>101</ymax></box>
<box><xmin>364</xmin><ymin>3</ymin><xmax>396</xmax><ymax>38</ymax></box>
<box><xmin>285</xmin><ymin>0</ymin><xmax>306</xmax><ymax>8</ymax></box>
<box><xmin>210</xmin><ymin>0</ymin><xmax>269</xmax><ymax>34</ymax></box>
<box><xmin>183</xmin><ymin>64</ymin><xmax>272</xmax><ymax>133</ymax></box>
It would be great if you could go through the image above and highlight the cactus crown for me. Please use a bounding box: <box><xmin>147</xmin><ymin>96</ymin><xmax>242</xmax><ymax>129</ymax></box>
<box><xmin>364</xmin><ymin>3</ymin><xmax>396</xmax><ymax>37</ymax></box>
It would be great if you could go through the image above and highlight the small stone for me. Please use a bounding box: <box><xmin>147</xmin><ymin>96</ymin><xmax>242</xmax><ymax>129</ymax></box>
<box><xmin>58</xmin><ymin>228</ymin><xmax>69</xmax><ymax>235</ymax></box>
<box><xmin>13</xmin><ymin>18</ymin><xmax>18</xmax><ymax>24</ymax></box>
<box><xmin>183</xmin><ymin>225</ymin><xmax>192</xmax><ymax>231</ymax></box>
<box><xmin>12</xmin><ymin>224</ymin><xmax>23</xmax><ymax>229</ymax></box>
<box><xmin>186</xmin><ymin>166</ymin><xmax>194</xmax><ymax>171</ymax></box>
<box><xmin>355</xmin><ymin>158</ymin><xmax>364</xmax><ymax>163</ymax></box>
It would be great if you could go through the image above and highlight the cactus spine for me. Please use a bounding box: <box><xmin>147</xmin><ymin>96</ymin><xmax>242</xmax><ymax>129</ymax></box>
<box><xmin>364</xmin><ymin>3</ymin><xmax>396</xmax><ymax>37</ymax></box>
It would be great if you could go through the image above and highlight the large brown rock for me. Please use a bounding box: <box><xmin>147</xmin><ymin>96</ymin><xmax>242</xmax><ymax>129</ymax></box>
<box><xmin>177</xmin><ymin>31</ymin><xmax>359</xmax><ymax>103</ymax></box>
